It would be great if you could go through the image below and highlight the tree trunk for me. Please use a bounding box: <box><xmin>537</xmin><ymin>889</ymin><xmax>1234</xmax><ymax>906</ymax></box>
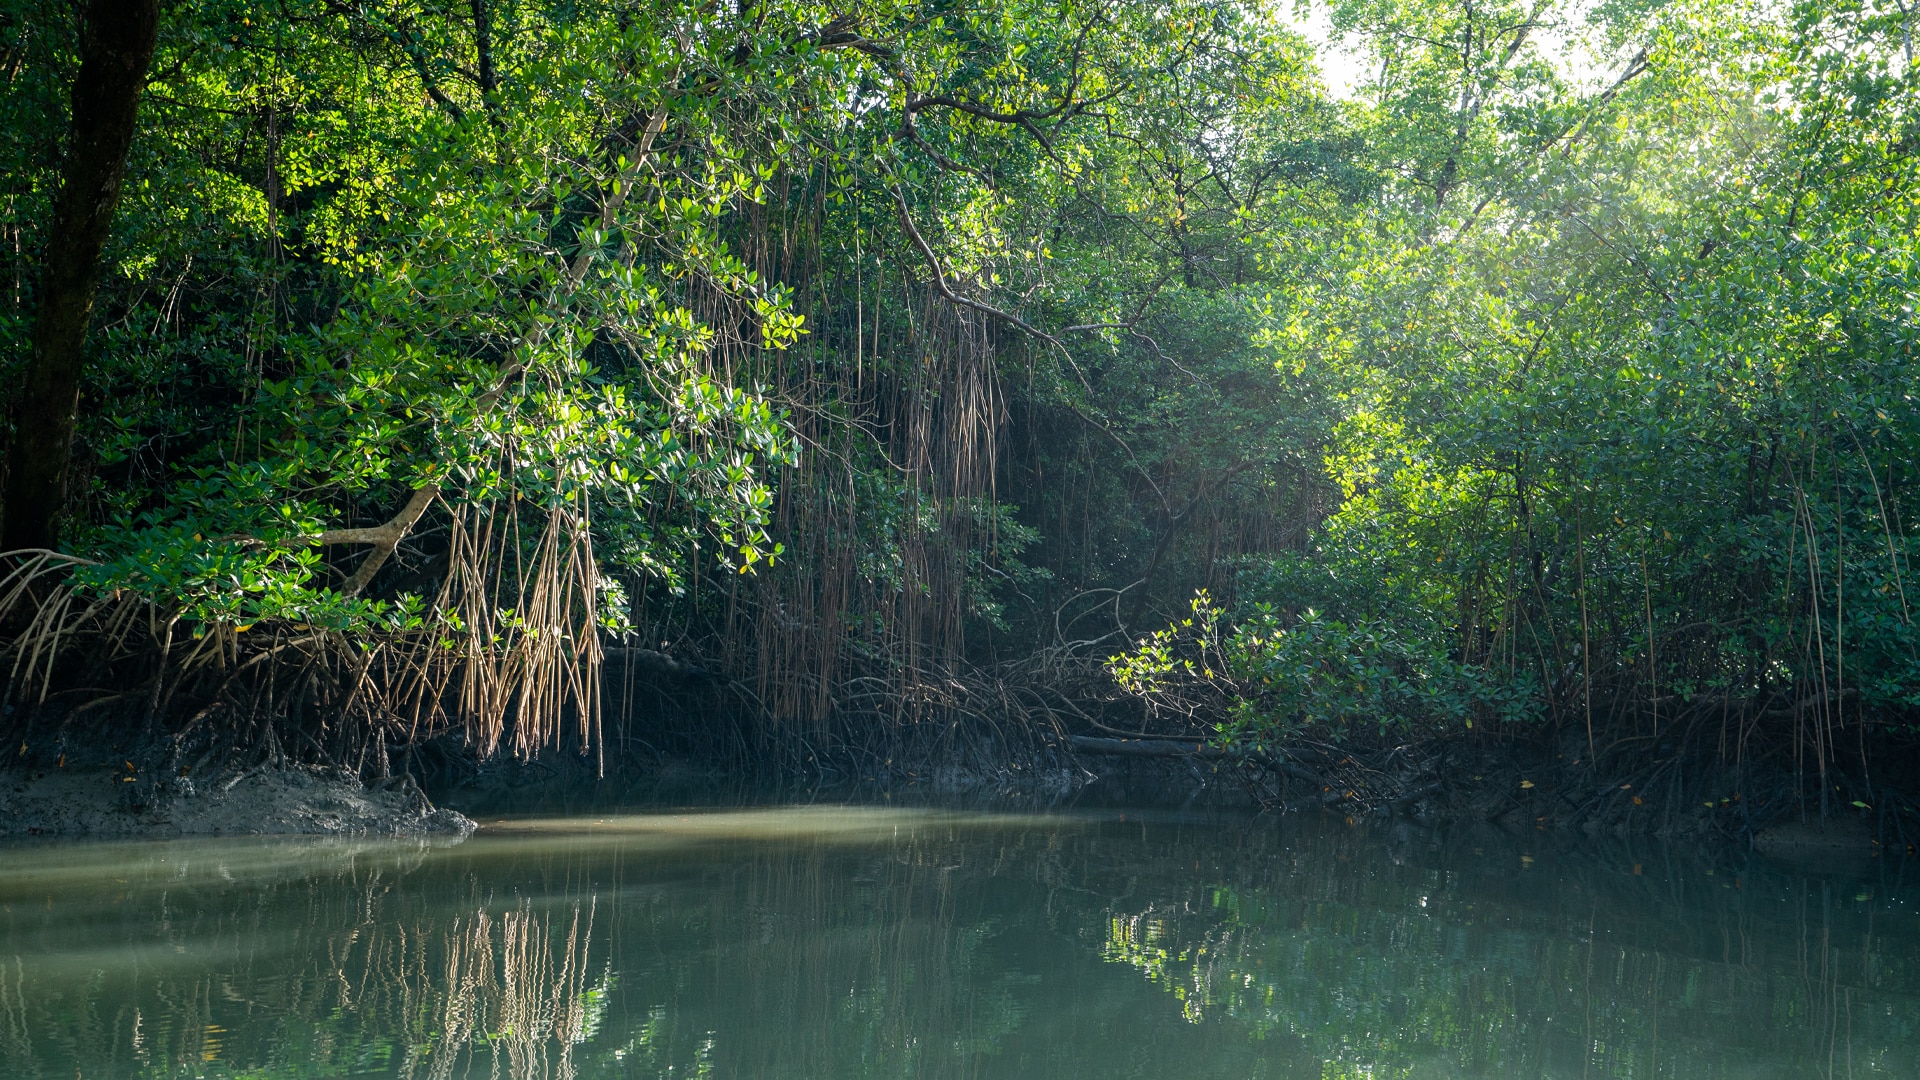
<box><xmin>2</xmin><ymin>0</ymin><xmax>161</xmax><ymax>552</ymax></box>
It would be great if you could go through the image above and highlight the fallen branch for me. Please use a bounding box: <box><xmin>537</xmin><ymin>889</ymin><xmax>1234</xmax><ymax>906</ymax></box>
<box><xmin>1069</xmin><ymin>734</ymin><xmax>1228</xmax><ymax>758</ymax></box>
<box><xmin>604</xmin><ymin>646</ymin><xmax>722</xmax><ymax>683</ymax></box>
<box><xmin>1067</xmin><ymin>734</ymin><xmax>1327</xmax><ymax>789</ymax></box>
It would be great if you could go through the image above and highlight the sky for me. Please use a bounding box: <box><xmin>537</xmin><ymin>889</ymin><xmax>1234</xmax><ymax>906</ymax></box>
<box><xmin>1282</xmin><ymin>0</ymin><xmax>1620</xmax><ymax>101</ymax></box>
<box><xmin>1286</xmin><ymin>4</ymin><xmax>1371</xmax><ymax>99</ymax></box>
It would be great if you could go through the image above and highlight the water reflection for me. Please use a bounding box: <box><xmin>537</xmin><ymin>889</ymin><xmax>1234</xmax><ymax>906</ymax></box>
<box><xmin>0</xmin><ymin>810</ymin><xmax>1914</xmax><ymax>1078</ymax></box>
<box><xmin>1097</xmin><ymin>823</ymin><xmax>1920</xmax><ymax>1078</ymax></box>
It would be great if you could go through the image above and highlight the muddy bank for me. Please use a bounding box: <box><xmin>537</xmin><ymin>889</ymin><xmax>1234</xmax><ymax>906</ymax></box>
<box><xmin>1064</xmin><ymin>733</ymin><xmax>1918</xmax><ymax>854</ymax></box>
<box><xmin>4</xmin><ymin>727</ymin><xmax>1886</xmax><ymax>852</ymax></box>
<box><xmin>0</xmin><ymin>762</ymin><xmax>474</xmax><ymax>839</ymax></box>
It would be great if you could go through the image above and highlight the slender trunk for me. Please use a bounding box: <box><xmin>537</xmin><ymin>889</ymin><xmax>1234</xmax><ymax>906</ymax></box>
<box><xmin>469</xmin><ymin>0</ymin><xmax>504</xmax><ymax>131</ymax></box>
<box><xmin>1577</xmin><ymin>499</ymin><xmax>1592</xmax><ymax>759</ymax></box>
<box><xmin>3</xmin><ymin>0</ymin><xmax>161</xmax><ymax>551</ymax></box>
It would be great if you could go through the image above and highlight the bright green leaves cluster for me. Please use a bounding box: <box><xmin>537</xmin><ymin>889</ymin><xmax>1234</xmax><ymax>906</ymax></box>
<box><xmin>1221</xmin><ymin>605</ymin><xmax>1541</xmax><ymax>741</ymax></box>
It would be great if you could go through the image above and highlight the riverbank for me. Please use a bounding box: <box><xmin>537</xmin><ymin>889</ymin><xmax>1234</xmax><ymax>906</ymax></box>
<box><xmin>0</xmin><ymin>761</ymin><xmax>474</xmax><ymax>838</ymax></box>
<box><xmin>3</xmin><ymin>728</ymin><xmax>1906</xmax><ymax>857</ymax></box>
<box><xmin>1065</xmin><ymin>732</ymin><xmax>1912</xmax><ymax>854</ymax></box>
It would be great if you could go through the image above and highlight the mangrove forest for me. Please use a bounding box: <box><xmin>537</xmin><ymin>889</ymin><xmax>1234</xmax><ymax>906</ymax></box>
<box><xmin>4</xmin><ymin>0</ymin><xmax>1920</xmax><ymax>842</ymax></box>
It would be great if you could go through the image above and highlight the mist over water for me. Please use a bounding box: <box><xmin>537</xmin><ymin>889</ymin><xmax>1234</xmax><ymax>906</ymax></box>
<box><xmin>1</xmin><ymin>807</ymin><xmax>1915</xmax><ymax>1079</ymax></box>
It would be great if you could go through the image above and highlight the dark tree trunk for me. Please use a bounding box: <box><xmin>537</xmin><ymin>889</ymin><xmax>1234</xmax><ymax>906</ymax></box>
<box><xmin>469</xmin><ymin>0</ymin><xmax>503</xmax><ymax>130</ymax></box>
<box><xmin>2</xmin><ymin>0</ymin><xmax>161</xmax><ymax>552</ymax></box>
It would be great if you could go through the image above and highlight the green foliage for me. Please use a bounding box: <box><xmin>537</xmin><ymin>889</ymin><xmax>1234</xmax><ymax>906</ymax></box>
<box><xmin>1106</xmin><ymin>0</ymin><xmax>1920</xmax><ymax>762</ymax></box>
<box><xmin>1205</xmin><ymin>0</ymin><xmax>1920</xmax><ymax>745</ymax></box>
<box><xmin>10</xmin><ymin>0</ymin><xmax>1920</xmax><ymax>766</ymax></box>
<box><xmin>1107</xmin><ymin>591</ymin><xmax>1232</xmax><ymax>701</ymax></box>
<box><xmin>5</xmin><ymin>0</ymin><xmax>831</xmax><ymax>637</ymax></box>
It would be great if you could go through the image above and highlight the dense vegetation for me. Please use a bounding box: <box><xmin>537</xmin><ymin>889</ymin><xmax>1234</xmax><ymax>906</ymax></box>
<box><xmin>2</xmin><ymin>0</ymin><xmax>1917</xmax><ymax>824</ymax></box>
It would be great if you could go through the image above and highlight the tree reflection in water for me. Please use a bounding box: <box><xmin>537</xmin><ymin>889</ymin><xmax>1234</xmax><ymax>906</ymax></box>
<box><xmin>0</xmin><ymin>839</ymin><xmax>626</xmax><ymax>1080</ymax></box>
<box><xmin>0</xmin><ymin>811</ymin><xmax>1915</xmax><ymax>1079</ymax></box>
<box><xmin>1097</xmin><ymin>823</ymin><xmax>1918</xmax><ymax>1078</ymax></box>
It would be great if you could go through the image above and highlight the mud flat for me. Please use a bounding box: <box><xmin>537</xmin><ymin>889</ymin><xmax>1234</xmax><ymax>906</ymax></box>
<box><xmin>0</xmin><ymin>762</ymin><xmax>474</xmax><ymax>838</ymax></box>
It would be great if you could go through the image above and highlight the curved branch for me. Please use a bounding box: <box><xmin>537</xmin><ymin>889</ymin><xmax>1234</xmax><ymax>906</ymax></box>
<box><xmin>311</xmin><ymin>94</ymin><xmax>678</xmax><ymax>598</ymax></box>
<box><xmin>891</xmin><ymin>186</ymin><xmax>1171</xmax><ymax>514</ymax></box>
<box><xmin>890</xmin><ymin>187</ymin><xmax>1063</xmax><ymax>347</ymax></box>
<box><xmin>311</xmin><ymin>484</ymin><xmax>441</xmax><ymax>597</ymax></box>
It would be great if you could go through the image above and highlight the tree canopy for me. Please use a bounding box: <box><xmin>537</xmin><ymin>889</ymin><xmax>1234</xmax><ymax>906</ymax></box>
<box><xmin>2</xmin><ymin>0</ymin><xmax>1917</xmax><ymax>813</ymax></box>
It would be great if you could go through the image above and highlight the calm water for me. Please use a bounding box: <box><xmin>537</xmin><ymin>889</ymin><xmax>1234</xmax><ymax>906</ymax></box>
<box><xmin>1</xmin><ymin>807</ymin><xmax>1916</xmax><ymax>1079</ymax></box>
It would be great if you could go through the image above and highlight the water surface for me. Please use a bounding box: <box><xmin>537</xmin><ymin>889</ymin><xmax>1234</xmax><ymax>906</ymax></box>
<box><xmin>1</xmin><ymin>807</ymin><xmax>1915</xmax><ymax>1078</ymax></box>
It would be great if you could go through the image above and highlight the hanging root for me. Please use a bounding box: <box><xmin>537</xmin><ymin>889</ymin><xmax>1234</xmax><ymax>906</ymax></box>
<box><xmin>0</xmin><ymin>497</ymin><xmax>609</xmax><ymax>782</ymax></box>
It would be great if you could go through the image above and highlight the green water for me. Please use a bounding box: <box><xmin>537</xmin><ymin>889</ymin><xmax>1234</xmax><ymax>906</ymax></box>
<box><xmin>0</xmin><ymin>807</ymin><xmax>1915</xmax><ymax>1079</ymax></box>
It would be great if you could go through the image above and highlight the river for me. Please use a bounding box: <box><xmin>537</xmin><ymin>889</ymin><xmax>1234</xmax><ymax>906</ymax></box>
<box><xmin>0</xmin><ymin>805</ymin><xmax>1914</xmax><ymax>1078</ymax></box>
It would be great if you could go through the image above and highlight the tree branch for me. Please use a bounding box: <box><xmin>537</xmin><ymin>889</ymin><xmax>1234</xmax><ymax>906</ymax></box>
<box><xmin>890</xmin><ymin>187</ymin><xmax>1063</xmax><ymax>347</ymax></box>
<box><xmin>313</xmin><ymin>484</ymin><xmax>441</xmax><ymax>597</ymax></box>
<box><xmin>312</xmin><ymin>94</ymin><xmax>677</xmax><ymax>597</ymax></box>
